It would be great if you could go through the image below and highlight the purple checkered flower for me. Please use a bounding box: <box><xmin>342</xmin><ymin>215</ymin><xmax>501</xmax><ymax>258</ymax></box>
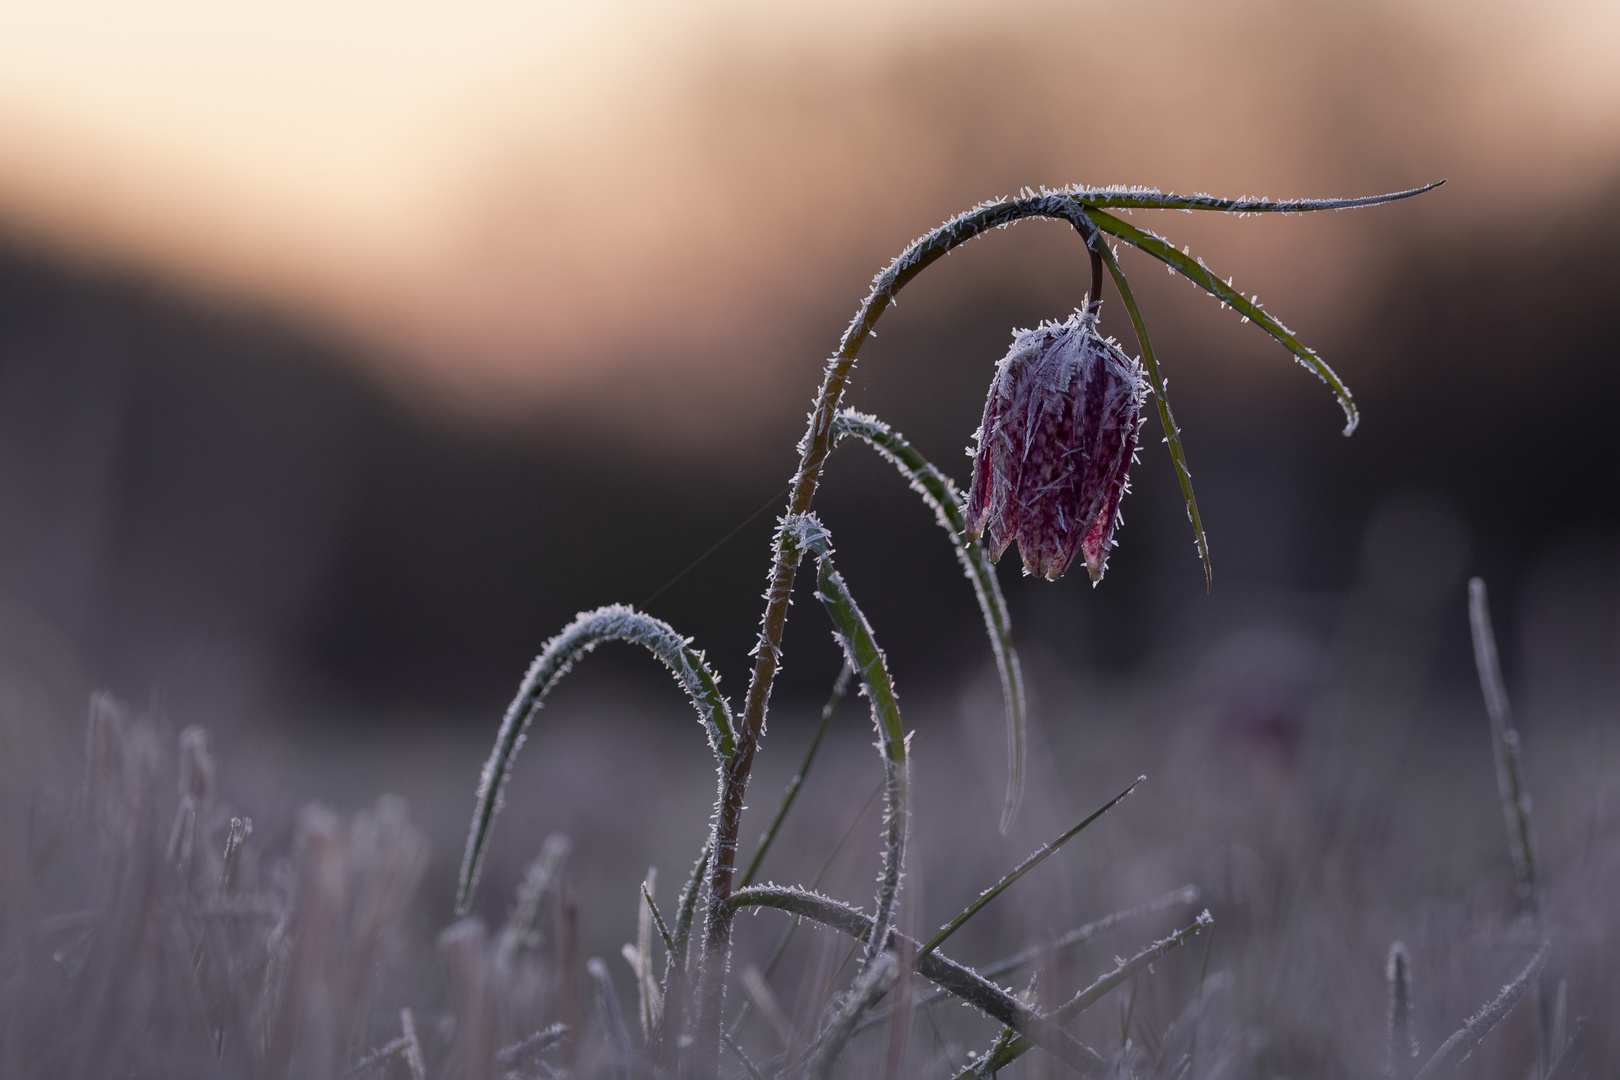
<box><xmin>965</xmin><ymin>311</ymin><xmax>1145</xmax><ymax>583</ymax></box>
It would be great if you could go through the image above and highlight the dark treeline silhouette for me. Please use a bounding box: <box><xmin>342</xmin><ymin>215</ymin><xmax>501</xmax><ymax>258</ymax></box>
<box><xmin>0</xmin><ymin>182</ymin><xmax>1615</xmax><ymax>726</ymax></box>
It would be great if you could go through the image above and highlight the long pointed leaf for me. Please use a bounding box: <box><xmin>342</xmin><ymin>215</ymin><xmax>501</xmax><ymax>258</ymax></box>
<box><xmin>829</xmin><ymin>410</ymin><xmax>1027</xmax><ymax>830</ymax></box>
<box><xmin>1414</xmin><ymin>942</ymin><xmax>1549</xmax><ymax>1080</ymax></box>
<box><xmin>724</xmin><ymin>885</ymin><xmax>1108</xmax><ymax>1078</ymax></box>
<box><xmin>1468</xmin><ymin>578</ymin><xmax>1541</xmax><ymax>917</ymax></box>
<box><xmin>856</xmin><ymin>884</ymin><xmax>1199</xmax><ymax>1031</ymax></box>
<box><xmin>783</xmin><ymin>513</ymin><xmax>908</xmax><ymax>965</ymax></box>
<box><xmin>918</xmin><ymin>777</ymin><xmax>1143</xmax><ymax>962</ymax></box>
<box><xmin>670</xmin><ymin>843</ymin><xmax>708</xmax><ymax>978</ymax></box>
<box><xmin>457</xmin><ymin>606</ymin><xmax>735</xmax><ymax>913</ymax></box>
<box><xmin>644</xmin><ymin>882</ymin><xmax>676</xmax><ymax>956</ymax></box>
<box><xmin>1074</xmin><ymin>180</ymin><xmax>1444</xmax><ymax>214</ymax></box>
<box><xmin>960</xmin><ymin>910</ymin><xmax>1215</xmax><ymax>1078</ymax></box>
<box><xmin>1093</xmin><ymin>240</ymin><xmax>1211</xmax><ymax>587</ymax></box>
<box><xmin>653</xmin><ymin>843</ymin><xmax>709</xmax><ymax>1063</ymax></box>
<box><xmin>1086</xmin><ymin>207</ymin><xmax>1360</xmax><ymax>434</ymax></box>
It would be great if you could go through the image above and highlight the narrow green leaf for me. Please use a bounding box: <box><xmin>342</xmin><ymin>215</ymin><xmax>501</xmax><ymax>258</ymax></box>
<box><xmin>1468</xmin><ymin>577</ymin><xmax>1541</xmax><ymax>918</ymax></box>
<box><xmin>656</xmin><ymin>842</ymin><xmax>709</xmax><ymax>1056</ymax></box>
<box><xmin>670</xmin><ymin>843</ymin><xmax>708</xmax><ymax>976</ymax></box>
<box><xmin>1086</xmin><ymin>206</ymin><xmax>1360</xmax><ymax>434</ymax></box>
<box><xmin>917</xmin><ymin>777</ymin><xmax>1143</xmax><ymax>963</ymax></box>
<box><xmin>784</xmin><ymin>513</ymin><xmax>908</xmax><ymax>965</ymax></box>
<box><xmin>854</xmin><ymin>884</ymin><xmax>1199</xmax><ymax>1032</ymax></box>
<box><xmin>1074</xmin><ymin>180</ymin><xmax>1444</xmax><ymax>214</ymax></box>
<box><xmin>966</xmin><ymin>1028</ymin><xmax>1018</xmax><ymax>1080</ymax></box>
<box><xmin>1414</xmin><ymin>942</ymin><xmax>1549</xmax><ymax>1080</ymax></box>
<box><xmin>643</xmin><ymin>882</ymin><xmax>676</xmax><ymax>957</ymax></box>
<box><xmin>962</xmin><ymin>909</ymin><xmax>1214</xmax><ymax>1078</ymax></box>
<box><xmin>829</xmin><ymin>410</ymin><xmax>1027</xmax><ymax>831</ymax></box>
<box><xmin>1093</xmin><ymin>239</ymin><xmax>1211</xmax><ymax>587</ymax></box>
<box><xmin>724</xmin><ymin>885</ymin><xmax>1108</xmax><ymax>1078</ymax></box>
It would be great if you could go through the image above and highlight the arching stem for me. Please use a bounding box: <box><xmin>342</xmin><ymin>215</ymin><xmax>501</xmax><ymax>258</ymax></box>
<box><xmin>1085</xmin><ymin>240</ymin><xmax>1105</xmax><ymax>315</ymax></box>
<box><xmin>685</xmin><ymin>180</ymin><xmax>1429</xmax><ymax>1070</ymax></box>
<box><xmin>687</xmin><ymin>192</ymin><xmax>1106</xmax><ymax>1074</ymax></box>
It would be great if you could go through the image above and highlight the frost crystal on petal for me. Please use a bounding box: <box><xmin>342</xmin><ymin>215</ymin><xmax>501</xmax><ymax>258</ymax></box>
<box><xmin>966</xmin><ymin>312</ymin><xmax>1145</xmax><ymax>583</ymax></box>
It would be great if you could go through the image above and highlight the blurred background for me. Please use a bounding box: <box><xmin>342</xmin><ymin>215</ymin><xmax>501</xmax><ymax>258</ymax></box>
<box><xmin>0</xmin><ymin>0</ymin><xmax>1617</xmax><ymax>1073</ymax></box>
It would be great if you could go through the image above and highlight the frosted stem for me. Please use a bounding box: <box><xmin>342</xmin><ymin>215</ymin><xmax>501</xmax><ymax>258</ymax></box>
<box><xmin>457</xmin><ymin>606</ymin><xmax>735</xmax><ymax>915</ymax></box>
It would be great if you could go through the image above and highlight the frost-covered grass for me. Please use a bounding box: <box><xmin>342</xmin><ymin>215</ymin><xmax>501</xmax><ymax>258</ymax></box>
<box><xmin>9</xmin><ymin>181</ymin><xmax>1605</xmax><ymax>1079</ymax></box>
<box><xmin>2</xmin><ymin>575</ymin><xmax>1616</xmax><ymax>1078</ymax></box>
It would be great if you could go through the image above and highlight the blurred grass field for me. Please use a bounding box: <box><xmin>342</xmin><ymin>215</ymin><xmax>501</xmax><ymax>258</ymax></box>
<box><xmin>2</xmin><ymin>500</ymin><xmax>1613</xmax><ymax>1075</ymax></box>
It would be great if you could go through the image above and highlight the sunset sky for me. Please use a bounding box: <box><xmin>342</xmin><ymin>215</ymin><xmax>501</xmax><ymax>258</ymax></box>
<box><xmin>2</xmin><ymin>0</ymin><xmax>1617</xmax><ymax>433</ymax></box>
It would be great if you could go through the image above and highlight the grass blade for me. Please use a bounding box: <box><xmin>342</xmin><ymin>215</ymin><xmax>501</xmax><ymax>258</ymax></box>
<box><xmin>495</xmin><ymin>834</ymin><xmax>572</xmax><ymax>968</ymax></box>
<box><xmin>457</xmin><ymin>606</ymin><xmax>736</xmax><ymax>913</ymax></box>
<box><xmin>1467</xmin><ymin>577</ymin><xmax>1541</xmax><ymax>917</ymax></box>
<box><xmin>918</xmin><ymin>777</ymin><xmax>1143</xmax><ymax>963</ymax></box>
<box><xmin>496</xmin><ymin>1023</ymin><xmax>568</xmax><ymax>1071</ymax></box>
<box><xmin>785</xmin><ymin>514</ymin><xmax>908</xmax><ymax>964</ymax></box>
<box><xmin>670</xmin><ymin>843</ymin><xmax>708</xmax><ymax>976</ymax></box>
<box><xmin>1054</xmin><ymin>912</ymin><xmax>1213</xmax><ymax>1022</ymax></box>
<box><xmin>654</xmin><ymin>844</ymin><xmax>709</xmax><ymax>1067</ymax></box>
<box><xmin>633</xmin><ymin>868</ymin><xmax>662</xmax><ymax>1039</ymax></box>
<box><xmin>1093</xmin><ymin>240</ymin><xmax>1210</xmax><ymax>587</ymax></box>
<box><xmin>722</xmin><ymin>1028</ymin><xmax>769</xmax><ymax>1080</ymax></box>
<box><xmin>345</xmin><ymin>1036</ymin><xmax>412</xmax><ymax>1077</ymax></box>
<box><xmin>866</xmin><ymin>885</ymin><xmax>1199</xmax><ymax>1024</ymax></box>
<box><xmin>741</xmin><ymin>663</ymin><xmax>854</xmax><ymax>887</ymax></box>
<box><xmin>589</xmin><ymin>956</ymin><xmax>635</xmax><ymax>1076</ymax></box>
<box><xmin>1386</xmin><ymin>942</ymin><xmax>1417</xmax><ymax>1080</ymax></box>
<box><xmin>794</xmin><ymin>951</ymin><xmax>899</xmax><ymax>1080</ymax></box>
<box><xmin>740</xmin><ymin>964</ymin><xmax>795</xmax><ymax>1049</ymax></box>
<box><xmin>729</xmin><ymin>778</ymin><xmax>887</xmax><ymax>1042</ymax></box>
<box><xmin>643</xmin><ymin>881</ymin><xmax>676</xmax><ymax>957</ymax></box>
<box><xmin>830</xmin><ymin>410</ymin><xmax>1028</xmax><ymax>831</ymax></box>
<box><xmin>725</xmin><ymin>885</ymin><xmax>1109</xmax><ymax>1078</ymax></box>
<box><xmin>966</xmin><ymin>1028</ymin><xmax>1018</xmax><ymax>1080</ymax></box>
<box><xmin>1413</xmin><ymin>941</ymin><xmax>1549</xmax><ymax>1079</ymax></box>
<box><xmin>1074</xmin><ymin>180</ymin><xmax>1445</xmax><ymax>214</ymax></box>
<box><xmin>1085</xmin><ymin>207</ymin><xmax>1359</xmax><ymax>434</ymax></box>
<box><xmin>399</xmin><ymin>1008</ymin><xmax>427</xmax><ymax>1080</ymax></box>
<box><xmin>961</xmin><ymin>910</ymin><xmax>1214</xmax><ymax>1078</ymax></box>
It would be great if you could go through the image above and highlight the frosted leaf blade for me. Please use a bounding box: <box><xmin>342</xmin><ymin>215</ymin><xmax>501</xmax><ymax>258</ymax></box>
<box><xmin>1086</xmin><ymin>207</ymin><xmax>1359</xmax><ymax>434</ymax></box>
<box><xmin>1075</xmin><ymin>180</ymin><xmax>1444</xmax><ymax>213</ymax></box>
<box><xmin>1095</xmin><ymin>240</ymin><xmax>1210</xmax><ymax>586</ymax></box>
<box><xmin>457</xmin><ymin>605</ymin><xmax>736</xmax><ymax>914</ymax></box>
<box><xmin>829</xmin><ymin>410</ymin><xmax>1027</xmax><ymax>830</ymax></box>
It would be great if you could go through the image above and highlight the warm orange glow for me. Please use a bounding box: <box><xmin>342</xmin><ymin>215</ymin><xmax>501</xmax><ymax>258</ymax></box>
<box><xmin>1</xmin><ymin>0</ymin><xmax>1616</xmax><ymax>431</ymax></box>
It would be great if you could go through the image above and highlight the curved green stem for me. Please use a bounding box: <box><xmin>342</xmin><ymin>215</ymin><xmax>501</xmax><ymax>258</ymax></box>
<box><xmin>457</xmin><ymin>606</ymin><xmax>734</xmax><ymax>914</ymax></box>
<box><xmin>693</xmin><ymin>181</ymin><xmax>1434</xmax><ymax>1066</ymax></box>
<box><xmin>692</xmin><ymin>191</ymin><xmax>1103</xmax><ymax>1070</ymax></box>
<box><xmin>723</xmin><ymin>886</ymin><xmax>1107</xmax><ymax>1078</ymax></box>
<box><xmin>828</xmin><ymin>410</ymin><xmax>1027</xmax><ymax>832</ymax></box>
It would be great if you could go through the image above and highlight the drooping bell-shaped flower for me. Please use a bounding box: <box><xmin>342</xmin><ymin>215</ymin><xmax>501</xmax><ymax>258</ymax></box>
<box><xmin>965</xmin><ymin>311</ymin><xmax>1145</xmax><ymax>583</ymax></box>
